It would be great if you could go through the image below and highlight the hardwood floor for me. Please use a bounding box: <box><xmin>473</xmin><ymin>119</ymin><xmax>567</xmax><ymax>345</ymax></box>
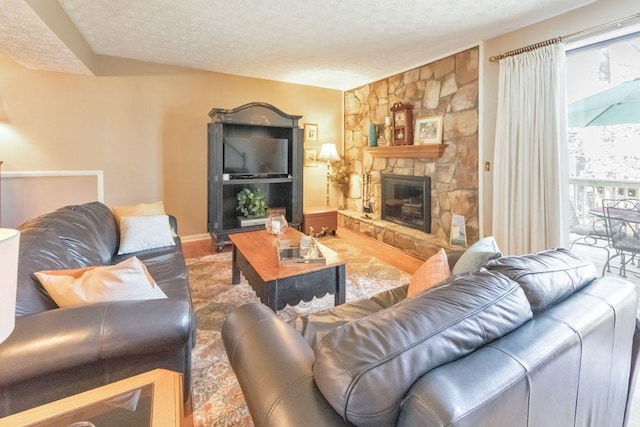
<box><xmin>182</xmin><ymin>227</ymin><xmax>423</xmax><ymax>273</ymax></box>
<box><xmin>182</xmin><ymin>237</ymin><xmax>220</xmax><ymax>258</ymax></box>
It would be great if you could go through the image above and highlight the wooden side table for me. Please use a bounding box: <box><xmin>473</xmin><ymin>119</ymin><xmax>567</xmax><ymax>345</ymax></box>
<box><xmin>303</xmin><ymin>207</ymin><xmax>337</xmax><ymax>235</ymax></box>
<box><xmin>0</xmin><ymin>369</ymin><xmax>184</xmax><ymax>426</ymax></box>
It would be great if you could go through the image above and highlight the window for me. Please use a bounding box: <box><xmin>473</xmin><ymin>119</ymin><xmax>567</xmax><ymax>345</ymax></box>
<box><xmin>566</xmin><ymin>27</ymin><xmax>640</xmax><ymax>211</ymax></box>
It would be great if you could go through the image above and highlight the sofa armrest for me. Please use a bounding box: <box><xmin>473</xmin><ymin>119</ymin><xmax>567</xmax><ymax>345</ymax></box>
<box><xmin>624</xmin><ymin>315</ymin><xmax>640</xmax><ymax>426</ymax></box>
<box><xmin>222</xmin><ymin>303</ymin><xmax>352</xmax><ymax>427</ymax></box>
<box><xmin>168</xmin><ymin>214</ymin><xmax>178</xmax><ymax>234</ymax></box>
<box><xmin>0</xmin><ymin>298</ymin><xmax>192</xmax><ymax>386</ymax></box>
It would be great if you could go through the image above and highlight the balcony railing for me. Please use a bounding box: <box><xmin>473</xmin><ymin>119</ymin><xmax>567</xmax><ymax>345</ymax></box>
<box><xmin>570</xmin><ymin>177</ymin><xmax>640</xmax><ymax>222</ymax></box>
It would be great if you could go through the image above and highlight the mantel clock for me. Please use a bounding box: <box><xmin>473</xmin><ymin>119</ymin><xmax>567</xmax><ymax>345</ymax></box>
<box><xmin>390</xmin><ymin>102</ymin><xmax>414</xmax><ymax>146</ymax></box>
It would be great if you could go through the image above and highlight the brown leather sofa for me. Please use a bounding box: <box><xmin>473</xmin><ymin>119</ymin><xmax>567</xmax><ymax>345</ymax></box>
<box><xmin>0</xmin><ymin>201</ymin><xmax>195</xmax><ymax>416</ymax></box>
<box><xmin>223</xmin><ymin>248</ymin><xmax>640</xmax><ymax>427</ymax></box>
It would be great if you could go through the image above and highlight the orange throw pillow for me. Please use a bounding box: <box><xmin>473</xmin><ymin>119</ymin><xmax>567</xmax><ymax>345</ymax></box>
<box><xmin>407</xmin><ymin>248</ymin><xmax>451</xmax><ymax>297</ymax></box>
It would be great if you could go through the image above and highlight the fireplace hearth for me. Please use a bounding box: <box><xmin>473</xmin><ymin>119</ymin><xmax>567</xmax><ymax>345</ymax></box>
<box><xmin>381</xmin><ymin>174</ymin><xmax>431</xmax><ymax>233</ymax></box>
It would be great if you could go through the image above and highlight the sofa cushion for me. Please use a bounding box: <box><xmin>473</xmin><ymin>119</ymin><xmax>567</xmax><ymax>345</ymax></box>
<box><xmin>291</xmin><ymin>285</ymin><xmax>411</xmax><ymax>349</ymax></box>
<box><xmin>312</xmin><ymin>269</ymin><xmax>533</xmax><ymax>426</ymax></box>
<box><xmin>407</xmin><ymin>248</ymin><xmax>450</xmax><ymax>297</ymax></box>
<box><xmin>485</xmin><ymin>247</ymin><xmax>598</xmax><ymax>312</ymax></box>
<box><xmin>35</xmin><ymin>256</ymin><xmax>167</xmax><ymax>308</ymax></box>
<box><xmin>20</xmin><ymin>202</ymin><xmax>118</xmax><ymax>267</ymax></box>
<box><xmin>15</xmin><ymin>228</ymin><xmax>79</xmax><ymax>316</ymax></box>
<box><xmin>138</xmin><ymin>251</ymin><xmax>190</xmax><ymax>299</ymax></box>
<box><xmin>291</xmin><ymin>298</ymin><xmax>390</xmax><ymax>349</ymax></box>
<box><xmin>70</xmin><ymin>202</ymin><xmax>119</xmax><ymax>257</ymax></box>
<box><xmin>451</xmin><ymin>236</ymin><xmax>502</xmax><ymax>275</ymax></box>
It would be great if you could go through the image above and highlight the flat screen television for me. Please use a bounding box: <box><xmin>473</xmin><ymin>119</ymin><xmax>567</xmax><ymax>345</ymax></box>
<box><xmin>223</xmin><ymin>136</ymin><xmax>289</xmax><ymax>178</ymax></box>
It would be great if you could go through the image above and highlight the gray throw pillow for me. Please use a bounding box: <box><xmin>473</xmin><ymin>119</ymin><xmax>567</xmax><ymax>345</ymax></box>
<box><xmin>451</xmin><ymin>236</ymin><xmax>502</xmax><ymax>274</ymax></box>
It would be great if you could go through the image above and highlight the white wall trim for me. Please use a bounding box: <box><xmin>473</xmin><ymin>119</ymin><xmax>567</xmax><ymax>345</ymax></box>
<box><xmin>2</xmin><ymin>170</ymin><xmax>104</xmax><ymax>202</ymax></box>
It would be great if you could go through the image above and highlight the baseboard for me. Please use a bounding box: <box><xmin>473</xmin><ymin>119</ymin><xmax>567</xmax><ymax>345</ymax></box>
<box><xmin>181</xmin><ymin>233</ymin><xmax>211</xmax><ymax>243</ymax></box>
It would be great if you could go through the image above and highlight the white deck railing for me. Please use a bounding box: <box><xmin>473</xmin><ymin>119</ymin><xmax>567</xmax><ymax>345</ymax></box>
<box><xmin>570</xmin><ymin>177</ymin><xmax>640</xmax><ymax>222</ymax></box>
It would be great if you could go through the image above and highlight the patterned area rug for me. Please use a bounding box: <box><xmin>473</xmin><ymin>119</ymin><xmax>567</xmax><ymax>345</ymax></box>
<box><xmin>187</xmin><ymin>235</ymin><xmax>411</xmax><ymax>426</ymax></box>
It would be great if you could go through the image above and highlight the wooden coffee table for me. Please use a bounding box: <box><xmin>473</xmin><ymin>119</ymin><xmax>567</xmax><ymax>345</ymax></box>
<box><xmin>230</xmin><ymin>228</ymin><xmax>346</xmax><ymax>312</ymax></box>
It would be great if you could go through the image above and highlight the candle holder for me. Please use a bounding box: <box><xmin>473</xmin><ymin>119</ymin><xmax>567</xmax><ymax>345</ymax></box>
<box><xmin>384</xmin><ymin>124</ymin><xmax>392</xmax><ymax>146</ymax></box>
<box><xmin>265</xmin><ymin>214</ymin><xmax>288</xmax><ymax>236</ymax></box>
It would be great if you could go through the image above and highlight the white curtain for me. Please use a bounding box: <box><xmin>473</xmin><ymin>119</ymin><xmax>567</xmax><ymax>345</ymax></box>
<box><xmin>492</xmin><ymin>44</ymin><xmax>569</xmax><ymax>255</ymax></box>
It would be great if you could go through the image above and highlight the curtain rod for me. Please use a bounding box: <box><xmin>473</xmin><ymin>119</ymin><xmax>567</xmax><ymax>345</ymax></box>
<box><xmin>489</xmin><ymin>12</ymin><xmax>640</xmax><ymax>62</ymax></box>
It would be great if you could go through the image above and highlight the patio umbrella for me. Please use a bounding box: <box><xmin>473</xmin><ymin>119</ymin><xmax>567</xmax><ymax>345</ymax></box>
<box><xmin>568</xmin><ymin>77</ymin><xmax>640</xmax><ymax>127</ymax></box>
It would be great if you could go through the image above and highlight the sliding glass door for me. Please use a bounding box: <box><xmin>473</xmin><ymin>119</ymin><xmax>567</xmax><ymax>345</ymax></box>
<box><xmin>567</xmin><ymin>28</ymin><xmax>640</xmax><ymax>225</ymax></box>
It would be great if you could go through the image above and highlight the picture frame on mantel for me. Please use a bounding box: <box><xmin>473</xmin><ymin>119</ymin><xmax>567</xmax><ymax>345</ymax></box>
<box><xmin>415</xmin><ymin>115</ymin><xmax>443</xmax><ymax>145</ymax></box>
<box><xmin>450</xmin><ymin>214</ymin><xmax>467</xmax><ymax>247</ymax></box>
<box><xmin>304</xmin><ymin>123</ymin><xmax>318</xmax><ymax>143</ymax></box>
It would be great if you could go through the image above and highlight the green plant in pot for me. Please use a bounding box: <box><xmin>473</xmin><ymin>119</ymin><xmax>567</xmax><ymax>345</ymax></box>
<box><xmin>236</xmin><ymin>187</ymin><xmax>268</xmax><ymax>218</ymax></box>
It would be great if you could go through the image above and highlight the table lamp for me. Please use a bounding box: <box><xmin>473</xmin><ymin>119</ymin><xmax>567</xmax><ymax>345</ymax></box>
<box><xmin>318</xmin><ymin>143</ymin><xmax>341</xmax><ymax>207</ymax></box>
<box><xmin>0</xmin><ymin>228</ymin><xmax>20</xmax><ymax>343</ymax></box>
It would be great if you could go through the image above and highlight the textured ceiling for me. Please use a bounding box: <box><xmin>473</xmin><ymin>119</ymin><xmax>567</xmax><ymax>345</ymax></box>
<box><xmin>0</xmin><ymin>0</ymin><xmax>91</xmax><ymax>74</ymax></box>
<box><xmin>1</xmin><ymin>0</ymin><xmax>595</xmax><ymax>89</ymax></box>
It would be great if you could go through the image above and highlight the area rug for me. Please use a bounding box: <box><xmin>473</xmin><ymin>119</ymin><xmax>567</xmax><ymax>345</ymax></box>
<box><xmin>187</xmin><ymin>235</ymin><xmax>411</xmax><ymax>426</ymax></box>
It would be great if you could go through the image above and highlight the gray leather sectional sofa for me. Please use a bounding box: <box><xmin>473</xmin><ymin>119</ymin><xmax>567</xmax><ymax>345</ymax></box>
<box><xmin>223</xmin><ymin>248</ymin><xmax>640</xmax><ymax>427</ymax></box>
<box><xmin>0</xmin><ymin>201</ymin><xmax>195</xmax><ymax>416</ymax></box>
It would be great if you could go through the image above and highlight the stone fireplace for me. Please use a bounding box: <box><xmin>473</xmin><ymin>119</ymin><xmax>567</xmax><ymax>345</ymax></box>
<box><xmin>381</xmin><ymin>174</ymin><xmax>431</xmax><ymax>233</ymax></box>
<box><xmin>343</xmin><ymin>45</ymin><xmax>480</xmax><ymax>247</ymax></box>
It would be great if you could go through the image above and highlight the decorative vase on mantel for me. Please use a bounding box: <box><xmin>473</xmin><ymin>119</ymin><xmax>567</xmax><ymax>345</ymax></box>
<box><xmin>368</xmin><ymin>123</ymin><xmax>378</xmax><ymax>147</ymax></box>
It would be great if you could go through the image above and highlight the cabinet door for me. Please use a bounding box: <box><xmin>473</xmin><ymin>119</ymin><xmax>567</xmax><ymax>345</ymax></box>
<box><xmin>207</xmin><ymin>123</ymin><xmax>224</xmax><ymax>233</ymax></box>
<box><xmin>291</xmin><ymin>128</ymin><xmax>304</xmax><ymax>225</ymax></box>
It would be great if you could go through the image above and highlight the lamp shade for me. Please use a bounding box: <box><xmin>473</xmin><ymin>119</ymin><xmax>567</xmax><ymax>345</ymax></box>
<box><xmin>318</xmin><ymin>143</ymin><xmax>340</xmax><ymax>162</ymax></box>
<box><xmin>0</xmin><ymin>229</ymin><xmax>19</xmax><ymax>343</ymax></box>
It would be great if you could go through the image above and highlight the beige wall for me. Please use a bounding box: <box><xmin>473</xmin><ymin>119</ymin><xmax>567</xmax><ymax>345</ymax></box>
<box><xmin>0</xmin><ymin>53</ymin><xmax>342</xmax><ymax>235</ymax></box>
<box><xmin>480</xmin><ymin>0</ymin><xmax>638</xmax><ymax>236</ymax></box>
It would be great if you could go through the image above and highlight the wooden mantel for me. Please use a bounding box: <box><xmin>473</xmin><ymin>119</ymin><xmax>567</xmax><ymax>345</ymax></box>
<box><xmin>367</xmin><ymin>144</ymin><xmax>446</xmax><ymax>158</ymax></box>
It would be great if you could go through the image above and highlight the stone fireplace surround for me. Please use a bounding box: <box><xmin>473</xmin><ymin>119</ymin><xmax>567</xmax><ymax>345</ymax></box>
<box><xmin>341</xmin><ymin>46</ymin><xmax>479</xmax><ymax>257</ymax></box>
<box><xmin>338</xmin><ymin>210</ymin><xmax>451</xmax><ymax>261</ymax></box>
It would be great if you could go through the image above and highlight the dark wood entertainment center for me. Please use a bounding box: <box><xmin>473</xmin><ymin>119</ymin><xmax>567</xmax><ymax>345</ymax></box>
<box><xmin>207</xmin><ymin>103</ymin><xmax>303</xmax><ymax>251</ymax></box>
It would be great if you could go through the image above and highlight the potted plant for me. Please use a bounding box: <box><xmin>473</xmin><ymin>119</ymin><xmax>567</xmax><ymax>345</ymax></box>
<box><xmin>236</xmin><ymin>187</ymin><xmax>268</xmax><ymax>219</ymax></box>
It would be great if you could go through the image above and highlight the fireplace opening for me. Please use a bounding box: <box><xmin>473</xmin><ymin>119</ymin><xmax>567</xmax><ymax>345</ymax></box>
<box><xmin>381</xmin><ymin>174</ymin><xmax>431</xmax><ymax>233</ymax></box>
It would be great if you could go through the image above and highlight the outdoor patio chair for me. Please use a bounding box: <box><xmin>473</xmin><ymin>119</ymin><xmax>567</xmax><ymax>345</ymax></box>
<box><xmin>602</xmin><ymin>198</ymin><xmax>640</xmax><ymax>277</ymax></box>
<box><xmin>568</xmin><ymin>201</ymin><xmax>610</xmax><ymax>259</ymax></box>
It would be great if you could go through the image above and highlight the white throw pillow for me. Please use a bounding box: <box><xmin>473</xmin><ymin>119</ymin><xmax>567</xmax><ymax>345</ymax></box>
<box><xmin>35</xmin><ymin>257</ymin><xmax>167</xmax><ymax>308</ymax></box>
<box><xmin>118</xmin><ymin>214</ymin><xmax>176</xmax><ymax>255</ymax></box>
